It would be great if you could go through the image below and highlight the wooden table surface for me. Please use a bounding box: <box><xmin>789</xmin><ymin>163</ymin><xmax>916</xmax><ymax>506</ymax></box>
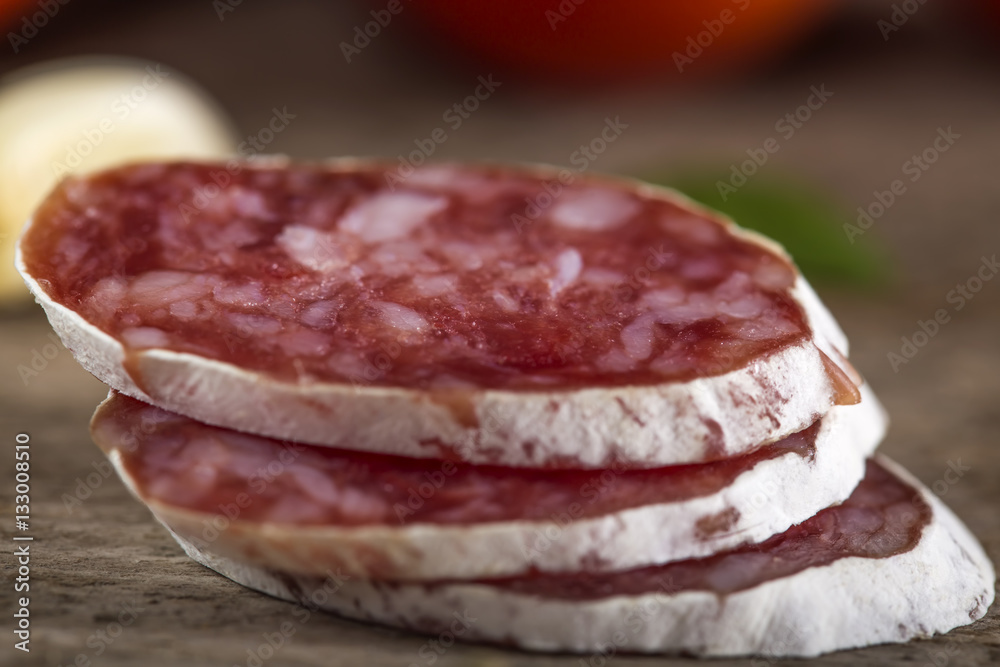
<box><xmin>1</xmin><ymin>1</ymin><xmax>999</xmax><ymax>665</ymax></box>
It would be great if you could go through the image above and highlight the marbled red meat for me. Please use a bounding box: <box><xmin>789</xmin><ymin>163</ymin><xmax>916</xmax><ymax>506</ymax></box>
<box><xmin>22</xmin><ymin>161</ymin><xmax>812</xmax><ymax>390</ymax></box>
<box><xmin>92</xmin><ymin>392</ymin><xmax>819</xmax><ymax>527</ymax></box>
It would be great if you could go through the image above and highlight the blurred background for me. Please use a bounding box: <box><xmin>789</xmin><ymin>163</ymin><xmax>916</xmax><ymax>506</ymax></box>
<box><xmin>0</xmin><ymin>1</ymin><xmax>998</xmax><ymax>666</ymax></box>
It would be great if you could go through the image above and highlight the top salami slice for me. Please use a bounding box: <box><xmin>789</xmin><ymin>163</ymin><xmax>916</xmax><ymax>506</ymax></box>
<box><xmin>17</xmin><ymin>159</ymin><xmax>860</xmax><ymax>468</ymax></box>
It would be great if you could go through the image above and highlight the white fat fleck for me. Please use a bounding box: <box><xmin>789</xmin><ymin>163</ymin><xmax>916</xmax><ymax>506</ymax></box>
<box><xmin>169</xmin><ymin>301</ymin><xmax>198</xmax><ymax>320</ymax></box>
<box><xmin>332</xmin><ymin>487</ymin><xmax>392</xmax><ymax>522</ymax></box>
<box><xmin>662</xmin><ymin>214</ymin><xmax>722</xmax><ymax>245</ymax></box>
<box><xmin>339</xmin><ymin>191</ymin><xmax>448</xmax><ymax>243</ymax></box>
<box><xmin>130</xmin><ymin>270</ymin><xmax>189</xmax><ymax>293</ymax></box>
<box><xmin>300</xmin><ymin>300</ymin><xmax>339</xmax><ymax>328</ymax></box>
<box><xmin>404</xmin><ymin>166</ymin><xmax>513</xmax><ymax>204</ymax></box>
<box><xmin>549</xmin><ymin>187</ymin><xmax>641</xmax><ymax>231</ymax></box>
<box><xmin>654</xmin><ymin>292</ymin><xmax>718</xmax><ymax>325</ymax></box>
<box><xmin>276</xmin><ymin>225</ymin><xmax>348</xmax><ymax>272</ymax></box>
<box><xmin>349</xmin><ymin>265</ymin><xmax>366</xmax><ymax>282</ymax></box>
<box><xmin>230</xmin><ymin>187</ymin><xmax>273</xmax><ymax>220</ymax></box>
<box><xmin>621</xmin><ymin>313</ymin><xmax>657</xmax><ymax>360</ymax></box>
<box><xmin>581</xmin><ymin>267</ymin><xmax>626</xmax><ymax>286</ymax></box>
<box><xmin>492</xmin><ymin>289</ymin><xmax>520</xmax><ymax>313</ymax></box>
<box><xmin>713</xmin><ymin>272</ymin><xmax>753</xmax><ymax>300</ymax></box>
<box><xmin>413</xmin><ymin>274</ymin><xmax>458</xmax><ymax>298</ymax></box>
<box><xmin>375</xmin><ymin>301</ymin><xmax>430</xmax><ymax>332</ymax></box>
<box><xmin>86</xmin><ymin>276</ymin><xmax>128</xmax><ymax>311</ymax></box>
<box><xmin>120</xmin><ymin>327</ymin><xmax>170</xmax><ymax>348</ymax></box>
<box><xmin>549</xmin><ymin>248</ymin><xmax>583</xmax><ymax>296</ymax></box>
<box><xmin>212</xmin><ymin>282</ymin><xmax>266</xmax><ymax>308</ymax></box>
<box><xmin>717</xmin><ymin>294</ymin><xmax>768</xmax><ymax>319</ymax></box>
<box><xmin>703</xmin><ymin>551</ymin><xmax>774</xmax><ymax>592</ymax></box>
<box><xmin>639</xmin><ymin>286</ymin><xmax>686</xmax><ymax>310</ymax></box>
<box><xmin>287</xmin><ymin>463</ymin><xmax>343</xmax><ymax>507</ymax></box>
<box><xmin>753</xmin><ymin>260</ymin><xmax>793</xmax><ymax>290</ymax></box>
<box><xmin>439</xmin><ymin>241</ymin><xmax>497</xmax><ymax>271</ymax></box>
<box><xmin>129</xmin><ymin>271</ymin><xmax>216</xmax><ymax>306</ymax></box>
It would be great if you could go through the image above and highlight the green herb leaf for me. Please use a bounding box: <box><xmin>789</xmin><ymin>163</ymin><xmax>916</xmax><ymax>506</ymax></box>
<box><xmin>644</xmin><ymin>171</ymin><xmax>892</xmax><ymax>288</ymax></box>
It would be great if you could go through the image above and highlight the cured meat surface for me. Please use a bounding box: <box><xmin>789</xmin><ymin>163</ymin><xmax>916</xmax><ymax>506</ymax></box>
<box><xmin>94</xmin><ymin>387</ymin><xmax>886</xmax><ymax>578</ymax></box>
<box><xmin>194</xmin><ymin>457</ymin><xmax>991</xmax><ymax>657</ymax></box>
<box><xmin>23</xmin><ymin>161</ymin><xmax>810</xmax><ymax>390</ymax></box>
<box><xmin>472</xmin><ymin>460</ymin><xmax>930</xmax><ymax>596</ymax></box>
<box><xmin>94</xmin><ymin>391</ymin><xmax>818</xmax><ymax>527</ymax></box>
<box><xmin>22</xmin><ymin>159</ymin><xmax>858</xmax><ymax>469</ymax></box>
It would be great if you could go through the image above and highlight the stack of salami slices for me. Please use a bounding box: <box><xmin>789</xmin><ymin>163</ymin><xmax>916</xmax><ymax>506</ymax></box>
<box><xmin>17</xmin><ymin>160</ymin><xmax>993</xmax><ymax>657</ymax></box>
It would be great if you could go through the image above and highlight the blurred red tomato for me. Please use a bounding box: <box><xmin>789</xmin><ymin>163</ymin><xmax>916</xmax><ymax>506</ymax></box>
<box><xmin>406</xmin><ymin>0</ymin><xmax>836</xmax><ymax>82</ymax></box>
<box><xmin>970</xmin><ymin>0</ymin><xmax>1000</xmax><ymax>28</ymax></box>
<box><xmin>0</xmin><ymin>0</ymin><xmax>37</xmax><ymax>31</ymax></box>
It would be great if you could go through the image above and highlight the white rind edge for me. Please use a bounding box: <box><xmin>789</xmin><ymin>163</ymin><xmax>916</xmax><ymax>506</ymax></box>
<box><xmin>166</xmin><ymin>455</ymin><xmax>996</xmax><ymax>658</ymax></box>
<box><xmin>102</xmin><ymin>385</ymin><xmax>886</xmax><ymax>581</ymax></box>
<box><xmin>17</xmin><ymin>159</ymin><xmax>852</xmax><ymax>469</ymax></box>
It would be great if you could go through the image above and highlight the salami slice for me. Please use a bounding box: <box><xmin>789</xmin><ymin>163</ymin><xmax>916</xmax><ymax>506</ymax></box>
<box><xmin>170</xmin><ymin>457</ymin><xmax>996</xmax><ymax>657</ymax></box>
<box><xmin>93</xmin><ymin>385</ymin><xmax>885</xmax><ymax>580</ymax></box>
<box><xmin>19</xmin><ymin>159</ymin><xmax>858</xmax><ymax>468</ymax></box>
